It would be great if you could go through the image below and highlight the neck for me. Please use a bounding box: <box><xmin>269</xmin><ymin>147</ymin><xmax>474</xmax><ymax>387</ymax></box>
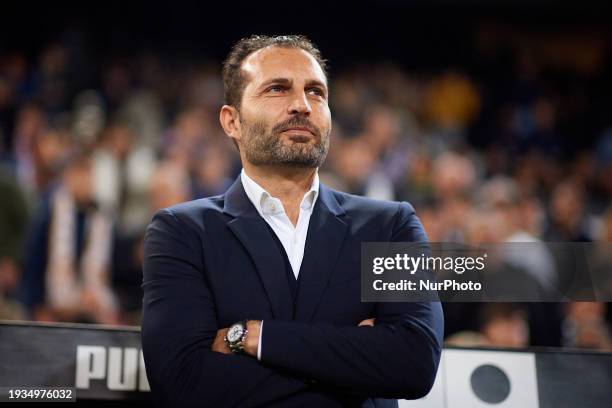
<box><xmin>243</xmin><ymin>162</ymin><xmax>316</xmax><ymax>200</ymax></box>
<box><xmin>243</xmin><ymin>162</ymin><xmax>317</xmax><ymax>225</ymax></box>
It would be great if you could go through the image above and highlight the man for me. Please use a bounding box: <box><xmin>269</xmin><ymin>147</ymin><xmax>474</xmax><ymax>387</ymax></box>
<box><xmin>142</xmin><ymin>35</ymin><xmax>443</xmax><ymax>407</ymax></box>
<box><xmin>19</xmin><ymin>152</ymin><xmax>118</xmax><ymax>324</ymax></box>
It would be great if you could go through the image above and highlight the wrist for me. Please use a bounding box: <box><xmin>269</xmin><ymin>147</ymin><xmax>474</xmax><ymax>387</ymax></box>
<box><xmin>244</xmin><ymin>320</ymin><xmax>261</xmax><ymax>357</ymax></box>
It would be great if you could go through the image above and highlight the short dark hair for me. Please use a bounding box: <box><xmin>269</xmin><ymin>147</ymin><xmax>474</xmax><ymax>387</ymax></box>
<box><xmin>222</xmin><ymin>34</ymin><xmax>327</xmax><ymax>110</ymax></box>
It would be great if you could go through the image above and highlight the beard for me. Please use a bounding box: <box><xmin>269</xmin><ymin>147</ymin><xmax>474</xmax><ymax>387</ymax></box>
<box><xmin>240</xmin><ymin>114</ymin><xmax>330</xmax><ymax>168</ymax></box>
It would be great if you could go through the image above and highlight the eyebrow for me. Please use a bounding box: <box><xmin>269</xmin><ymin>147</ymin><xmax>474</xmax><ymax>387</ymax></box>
<box><xmin>259</xmin><ymin>77</ymin><xmax>292</xmax><ymax>89</ymax></box>
<box><xmin>259</xmin><ymin>77</ymin><xmax>328</xmax><ymax>93</ymax></box>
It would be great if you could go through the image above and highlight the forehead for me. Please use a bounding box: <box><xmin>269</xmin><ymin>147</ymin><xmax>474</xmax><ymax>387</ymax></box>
<box><xmin>241</xmin><ymin>46</ymin><xmax>327</xmax><ymax>87</ymax></box>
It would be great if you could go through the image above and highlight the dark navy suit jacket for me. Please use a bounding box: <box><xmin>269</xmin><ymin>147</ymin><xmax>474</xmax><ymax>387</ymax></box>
<box><xmin>141</xmin><ymin>176</ymin><xmax>444</xmax><ymax>407</ymax></box>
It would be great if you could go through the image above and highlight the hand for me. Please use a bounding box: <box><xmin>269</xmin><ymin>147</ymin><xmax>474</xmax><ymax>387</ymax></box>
<box><xmin>358</xmin><ymin>318</ymin><xmax>375</xmax><ymax>327</ymax></box>
<box><xmin>212</xmin><ymin>327</ymin><xmax>231</xmax><ymax>354</ymax></box>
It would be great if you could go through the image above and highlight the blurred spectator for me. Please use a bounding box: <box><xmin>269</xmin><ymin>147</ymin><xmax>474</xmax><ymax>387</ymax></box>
<box><xmin>545</xmin><ymin>180</ymin><xmax>593</xmax><ymax>242</ymax></box>
<box><xmin>17</xmin><ymin>152</ymin><xmax>118</xmax><ymax>324</ymax></box>
<box><xmin>32</xmin><ymin>44</ymin><xmax>69</xmax><ymax>113</ymax></box>
<box><xmin>191</xmin><ymin>140</ymin><xmax>235</xmax><ymax>199</ymax></box>
<box><xmin>0</xmin><ymin>167</ymin><xmax>29</xmax><ymax>319</ymax></box>
<box><xmin>432</xmin><ymin>151</ymin><xmax>477</xmax><ymax>202</ymax></box>
<box><xmin>446</xmin><ymin>303</ymin><xmax>529</xmax><ymax>348</ymax></box>
<box><xmin>479</xmin><ymin>303</ymin><xmax>530</xmax><ymax>348</ymax></box>
<box><xmin>563</xmin><ymin>302</ymin><xmax>611</xmax><ymax>351</ymax></box>
<box><xmin>149</xmin><ymin>160</ymin><xmax>191</xmax><ymax>212</ymax></box>
<box><xmin>93</xmin><ymin>122</ymin><xmax>156</xmax><ymax>234</ymax></box>
<box><xmin>12</xmin><ymin>104</ymin><xmax>46</xmax><ymax>198</ymax></box>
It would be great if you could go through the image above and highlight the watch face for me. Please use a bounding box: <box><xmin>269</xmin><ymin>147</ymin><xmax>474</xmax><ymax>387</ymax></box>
<box><xmin>227</xmin><ymin>324</ymin><xmax>243</xmax><ymax>342</ymax></box>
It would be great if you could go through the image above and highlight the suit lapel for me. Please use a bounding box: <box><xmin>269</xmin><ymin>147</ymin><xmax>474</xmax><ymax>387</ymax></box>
<box><xmin>294</xmin><ymin>184</ymin><xmax>348</xmax><ymax>321</ymax></box>
<box><xmin>223</xmin><ymin>177</ymin><xmax>294</xmax><ymax>320</ymax></box>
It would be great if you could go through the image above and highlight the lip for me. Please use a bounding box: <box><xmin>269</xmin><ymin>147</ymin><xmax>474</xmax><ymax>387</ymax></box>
<box><xmin>282</xmin><ymin>127</ymin><xmax>314</xmax><ymax>136</ymax></box>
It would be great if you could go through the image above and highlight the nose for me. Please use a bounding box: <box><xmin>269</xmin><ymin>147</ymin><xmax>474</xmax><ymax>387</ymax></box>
<box><xmin>287</xmin><ymin>90</ymin><xmax>312</xmax><ymax>116</ymax></box>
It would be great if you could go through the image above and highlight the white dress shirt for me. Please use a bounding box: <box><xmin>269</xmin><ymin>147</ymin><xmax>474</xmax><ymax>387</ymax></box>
<box><xmin>240</xmin><ymin>168</ymin><xmax>320</xmax><ymax>360</ymax></box>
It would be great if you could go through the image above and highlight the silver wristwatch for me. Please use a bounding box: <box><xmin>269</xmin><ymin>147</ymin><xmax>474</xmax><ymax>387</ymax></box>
<box><xmin>225</xmin><ymin>320</ymin><xmax>248</xmax><ymax>354</ymax></box>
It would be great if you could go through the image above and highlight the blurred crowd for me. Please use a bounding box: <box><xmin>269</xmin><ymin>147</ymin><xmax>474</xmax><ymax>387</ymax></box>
<box><xmin>0</xmin><ymin>29</ymin><xmax>611</xmax><ymax>351</ymax></box>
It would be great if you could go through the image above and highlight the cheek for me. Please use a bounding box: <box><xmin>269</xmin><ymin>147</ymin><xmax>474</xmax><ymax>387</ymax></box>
<box><xmin>241</xmin><ymin>110</ymin><xmax>273</xmax><ymax>136</ymax></box>
<box><xmin>253</xmin><ymin>98</ymin><xmax>288</xmax><ymax>119</ymax></box>
<box><xmin>313</xmin><ymin>104</ymin><xmax>331</xmax><ymax>128</ymax></box>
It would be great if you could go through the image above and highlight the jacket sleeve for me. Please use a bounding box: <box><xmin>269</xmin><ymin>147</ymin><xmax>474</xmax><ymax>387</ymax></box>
<box><xmin>259</xmin><ymin>202</ymin><xmax>444</xmax><ymax>400</ymax></box>
<box><xmin>141</xmin><ymin>209</ymin><xmax>310</xmax><ymax>407</ymax></box>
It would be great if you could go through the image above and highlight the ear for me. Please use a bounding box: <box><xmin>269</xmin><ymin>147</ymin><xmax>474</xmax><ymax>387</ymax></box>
<box><xmin>219</xmin><ymin>105</ymin><xmax>242</xmax><ymax>145</ymax></box>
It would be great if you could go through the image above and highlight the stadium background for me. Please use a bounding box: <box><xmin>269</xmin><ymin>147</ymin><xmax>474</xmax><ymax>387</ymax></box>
<box><xmin>0</xmin><ymin>0</ymin><xmax>611</xmax><ymax>351</ymax></box>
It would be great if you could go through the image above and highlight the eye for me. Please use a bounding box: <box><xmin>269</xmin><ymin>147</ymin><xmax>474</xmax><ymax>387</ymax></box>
<box><xmin>267</xmin><ymin>85</ymin><xmax>285</xmax><ymax>94</ymax></box>
<box><xmin>307</xmin><ymin>87</ymin><xmax>325</xmax><ymax>97</ymax></box>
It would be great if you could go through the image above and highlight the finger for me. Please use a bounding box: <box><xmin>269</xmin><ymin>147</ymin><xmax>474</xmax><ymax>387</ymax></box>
<box><xmin>215</xmin><ymin>328</ymin><xmax>228</xmax><ymax>339</ymax></box>
<box><xmin>358</xmin><ymin>318</ymin><xmax>375</xmax><ymax>326</ymax></box>
<box><xmin>212</xmin><ymin>338</ymin><xmax>228</xmax><ymax>353</ymax></box>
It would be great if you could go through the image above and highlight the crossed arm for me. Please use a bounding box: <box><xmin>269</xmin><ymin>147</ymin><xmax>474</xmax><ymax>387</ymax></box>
<box><xmin>210</xmin><ymin>318</ymin><xmax>375</xmax><ymax>357</ymax></box>
<box><xmin>141</xmin><ymin>205</ymin><xmax>443</xmax><ymax>407</ymax></box>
